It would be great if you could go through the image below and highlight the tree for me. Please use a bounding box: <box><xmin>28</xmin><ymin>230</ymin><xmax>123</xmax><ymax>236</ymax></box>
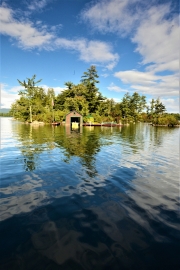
<box><xmin>130</xmin><ymin>92</ymin><xmax>146</xmax><ymax>113</ymax></box>
<box><xmin>55</xmin><ymin>67</ymin><xmax>105</xmax><ymax>115</ymax></box>
<box><xmin>12</xmin><ymin>69</ymin><xmax>157</xmax><ymax>124</ymax></box>
<box><xmin>111</xmin><ymin>103</ymin><xmax>122</xmax><ymax>123</ymax></box>
<box><xmin>81</xmin><ymin>66</ymin><xmax>101</xmax><ymax>113</ymax></box>
<box><xmin>17</xmin><ymin>75</ymin><xmax>42</xmax><ymax>122</ymax></box>
<box><xmin>119</xmin><ymin>93</ymin><xmax>132</xmax><ymax>119</ymax></box>
<box><xmin>130</xmin><ymin>92</ymin><xmax>146</xmax><ymax>121</ymax></box>
<box><xmin>81</xmin><ymin>65</ymin><xmax>99</xmax><ymax>90</ymax></box>
<box><xmin>118</xmin><ymin>92</ymin><xmax>147</xmax><ymax>121</ymax></box>
<box><xmin>147</xmin><ymin>98</ymin><xmax>166</xmax><ymax>120</ymax></box>
<box><xmin>10</xmin><ymin>97</ymin><xmax>29</xmax><ymax>120</ymax></box>
<box><xmin>154</xmin><ymin>98</ymin><xmax>166</xmax><ymax>115</ymax></box>
<box><xmin>46</xmin><ymin>88</ymin><xmax>55</xmax><ymax>111</ymax></box>
<box><xmin>64</xmin><ymin>81</ymin><xmax>74</xmax><ymax>90</ymax></box>
<box><xmin>64</xmin><ymin>96</ymin><xmax>89</xmax><ymax>116</ymax></box>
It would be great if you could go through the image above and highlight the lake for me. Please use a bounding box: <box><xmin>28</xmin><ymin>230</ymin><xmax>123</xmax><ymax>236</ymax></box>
<box><xmin>0</xmin><ymin>117</ymin><xmax>179</xmax><ymax>270</ymax></box>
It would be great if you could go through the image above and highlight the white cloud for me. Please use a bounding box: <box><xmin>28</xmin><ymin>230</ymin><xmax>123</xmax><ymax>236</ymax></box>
<box><xmin>101</xmin><ymin>73</ymin><xmax>109</xmax><ymax>78</ymax></box>
<box><xmin>27</xmin><ymin>0</ymin><xmax>49</xmax><ymax>10</ymax></box>
<box><xmin>114</xmin><ymin>70</ymin><xmax>179</xmax><ymax>97</ymax></box>
<box><xmin>161</xmin><ymin>98</ymin><xmax>179</xmax><ymax>113</ymax></box>
<box><xmin>146</xmin><ymin>60</ymin><xmax>179</xmax><ymax>74</ymax></box>
<box><xmin>0</xmin><ymin>83</ymin><xmax>20</xmax><ymax>108</ymax></box>
<box><xmin>0</xmin><ymin>83</ymin><xmax>65</xmax><ymax>108</ymax></box>
<box><xmin>113</xmin><ymin>98</ymin><xmax>121</xmax><ymax>103</ymax></box>
<box><xmin>132</xmin><ymin>5</ymin><xmax>179</xmax><ymax>72</ymax></box>
<box><xmin>55</xmin><ymin>38</ymin><xmax>119</xmax><ymax>69</ymax></box>
<box><xmin>81</xmin><ymin>0</ymin><xmax>178</xmax><ymax>74</ymax></box>
<box><xmin>114</xmin><ymin>70</ymin><xmax>159</xmax><ymax>85</ymax></box>
<box><xmin>40</xmin><ymin>85</ymin><xmax>65</xmax><ymax>96</ymax></box>
<box><xmin>81</xmin><ymin>0</ymin><xmax>142</xmax><ymax>36</ymax></box>
<box><xmin>107</xmin><ymin>82</ymin><xmax>127</xmax><ymax>93</ymax></box>
<box><xmin>0</xmin><ymin>6</ymin><xmax>54</xmax><ymax>49</ymax></box>
<box><xmin>50</xmin><ymin>24</ymin><xmax>62</xmax><ymax>32</ymax></box>
<box><xmin>146</xmin><ymin>97</ymin><xmax>179</xmax><ymax>113</ymax></box>
<box><xmin>107</xmin><ymin>78</ymin><xmax>179</xmax><ymax>112</ymax></box>
<box><xmin>0</xmin><ymin>6</ymin><xmax>119</xmax><ymax>68</ymax></box>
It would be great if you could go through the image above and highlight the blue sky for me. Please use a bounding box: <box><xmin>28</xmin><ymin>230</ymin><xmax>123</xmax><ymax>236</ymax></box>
<box><xmin>1</xmin><ymin>0</ymin><xmax>179</xmax><ymax>112</ymax></box>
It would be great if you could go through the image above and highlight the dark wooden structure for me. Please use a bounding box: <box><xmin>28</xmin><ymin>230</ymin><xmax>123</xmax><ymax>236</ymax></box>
<box><xmin>65</xmin><ymin>111</ymin><xmax>83</xmax><ymax>127</ymax></box>
<box><xmin>52</xmin><ymin>122</ymin><xmax>60</xmax><ymax>126</ymax></box>
<box><xmin>83</xmin><ymin>123</ymin><xmax>122</xmax><ymax>127</ymax></box>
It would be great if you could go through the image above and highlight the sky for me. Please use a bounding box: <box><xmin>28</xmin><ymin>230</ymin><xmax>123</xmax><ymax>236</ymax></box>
<box><xmin>0</xmin><ymin>0</ymin><xmax>179</xmax><ymax>112</ymax></box>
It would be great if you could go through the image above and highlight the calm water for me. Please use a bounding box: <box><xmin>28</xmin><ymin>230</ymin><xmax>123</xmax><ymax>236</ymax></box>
<box><xmin>0</xmin><ymin>117</ymin><xmax>179</xmax><ymax>270</ymax></box>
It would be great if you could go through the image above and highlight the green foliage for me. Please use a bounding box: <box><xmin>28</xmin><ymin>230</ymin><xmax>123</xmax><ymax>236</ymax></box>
<box><xmin>152</xmin><ymin>115</ymin><xmax>179</xmax><ymax>126</ymax></box>
<box><xmin>119</xmin><ymin>92</ymin><xmax>146</xmax><ymax>121</ymax></box>
<box><xmin>64</xmin><ymin>81</ymin><xmax>74</xmax><ymax>90</ymax></box>
<box><xmin>171</xmin><ymin>113</ymin><xmax>180</xmax><ymax>120</ymax></box>
<box><xmin>63</xmin><ymin>96</ymin><xmax>89</xmax><ymax>115</ymax></box>
<box><xmin>81</xmin><ymin>65</ymin><xmax>99</xmax><ymax>88</ymax></box>
<box><xmin>0</xmin><ymin>112</ymin><xmax>12</xmax><ymax>117</ymax></box>
<box><xmin>91</xmin><ymin>113</ymin><xmax>103</xmax><ymax>123</ymax></box>
<box><xmin>11</xmin><ymin>67</ymin><xmax>174</xmax><ymax>125</ymax></box>
<box><xmin>81</xmin><ymin>65</ymin><xmax>102</xmax><ymax>113</ymax></box>
<box><xmin>147</xmin><ymin>98</ymin><xmax>166</xmax><ymax>120</ymax></box>
<box><xmin>17</xmin><ymin>74</ymin><xmax>42</xmax><ymax>96</ymax></box>
<box><xmin>16</xmin><ymin>75</ymin><xmax>43</xmax><ymax>122</ymax></box>
<box><xmin>86</xmin><ymin>115</ymin><xmax>94</xmax><ymax>123</ymax></box>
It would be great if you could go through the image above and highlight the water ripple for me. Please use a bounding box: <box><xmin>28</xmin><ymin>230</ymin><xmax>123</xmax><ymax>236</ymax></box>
<box><xmin>0</xmin><ymin>119</ymin><xmax>179</xmax><ymax>269</ymax></box>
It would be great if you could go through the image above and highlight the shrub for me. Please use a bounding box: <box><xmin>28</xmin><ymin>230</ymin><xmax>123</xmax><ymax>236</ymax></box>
<box><xmin>152</xmin><ymin>115</ymin><xmax>179</xmax><ymax>126</ymax></box>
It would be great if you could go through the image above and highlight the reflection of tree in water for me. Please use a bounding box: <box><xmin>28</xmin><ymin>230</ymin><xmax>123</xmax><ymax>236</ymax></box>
<box><xmin>13</xmin><ymin>122</ymin><xmax>175</xmax><ymax>173</ymax></box>
<box><xmin>12</xmin><ymin>123</ymin><xmax>104</xmax><ymax>175</ymax></box>
<box><xmin>13</xmin><ymin>122</ymin><xmax>165</xmax><ymax>175</ymax></box>
<box><xmin>23</xmin><ymin>157</ymin><xmax>36</xmax><ymax>171</ymax></box>
<box><xmin>120</xmin><ymin>123</ymin><xmax>144</xmax><ymax>154</ymax></box>
<box><xmin>120</xmin><ymin>123</ymin><xmax>177</xmax><ymax>153</ymax></box>
<box><xmin>12</xmin><ymin>123</ymin><xmax>55</xmax><ymax>171</ymax></box>
<box><xmin>54</xmin><ymin>127</ymin><xmax>103</xmax><ymax>177</ymax></box>
<box><xmin>149</xmin><ymin>125</ymin><xmax>177</xmax><ymax>147</ymax></box>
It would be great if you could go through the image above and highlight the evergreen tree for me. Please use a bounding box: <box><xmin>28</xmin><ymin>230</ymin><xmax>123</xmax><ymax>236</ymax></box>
<box><xmin>64</xmin><ymin>81</ymin><xmax>74</xmax><ymax>90</ymax></box>
<box><xmin>119</xmin><ymin>92</ymin><xmax>146</xmax><ymax>121</ymax></box>
<box><xmin>81</xmin><ymin>65</ymin><xmax>99</xmax><ymax>90</ymax></box>
<box><xmin>81</xmin><ymin>66</ymin><xmax>101</xmax><ymax>113</ymax></box>
<box><xmin>147</xmin><ymin>98</ymin><xmax>166</xmax><ymax>120</ymax></box>
<box><xmin>154</xmin><ymin>98</ymin><xmax>166</xmax><ymax>115</ymax></box>
<box><xmin>119</xmin><ymin>93</ymin><xmax>132</xmax><ymax>119</ymax></box>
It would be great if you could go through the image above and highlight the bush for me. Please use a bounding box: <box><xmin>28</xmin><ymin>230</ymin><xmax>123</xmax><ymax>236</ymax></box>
<box><xmin>91</xmin><ymin>113</ymin><xmax>103</xmax><ymax>123</ymax></box>
<box><xmin>54</xmin><ymin>111</ymin><xmax>65</xmax><ymax>122</ymax></box>
<box><xmin>41</xmin><ymin>112</ymin><xmax>53</xmax><ymax>123</ymax></box>
<box><xmin>83</xmin><ymin>115</ymin><xmax>94</xmax><ymax>123</ymax></box>
<box><xmin>152</xmin><ymin>115</ymin><xmax>179</xmax><ymax>126</ymax></box>
<box><xmin>166</xmin><ymin>115</ymin><xmax>179</xmax><ymax>126</ymax></box>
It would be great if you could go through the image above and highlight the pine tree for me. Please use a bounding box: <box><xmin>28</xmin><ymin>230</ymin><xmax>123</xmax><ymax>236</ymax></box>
<box><xmin>81</xmin><ymin>66</ymin><xmax>101</xmax><ymax>113</ymax></box>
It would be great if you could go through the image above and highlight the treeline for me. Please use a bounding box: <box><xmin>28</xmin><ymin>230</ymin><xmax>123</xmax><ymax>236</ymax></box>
<box><xmin>10</xmin><ymin>66</ymin><xmax>179</xmax><ymax>125</ymax></box>
<box><xmin>0</xmin><ymin>112</ymin><xmax>11</xmax><ymax>117</ymax></box>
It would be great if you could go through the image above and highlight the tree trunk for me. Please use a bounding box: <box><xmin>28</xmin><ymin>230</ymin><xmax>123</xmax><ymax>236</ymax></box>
<box><xmin>30</xmin><ymin>105</ymin><xmax>32</xmax><ymax>123</ymax></box>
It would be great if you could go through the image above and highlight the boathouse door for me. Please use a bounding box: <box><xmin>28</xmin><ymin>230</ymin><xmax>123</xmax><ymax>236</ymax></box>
<box><xmin>71</xmin><ymin>117</ymin><xmax>80</xmax><ymax>130</ymax></box>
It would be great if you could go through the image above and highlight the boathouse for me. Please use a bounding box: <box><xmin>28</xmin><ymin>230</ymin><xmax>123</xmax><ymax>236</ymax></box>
<box><xmin>65</xmin><ymin>111</ymin><xmax>83</xmax><ymax>127</ymax></box>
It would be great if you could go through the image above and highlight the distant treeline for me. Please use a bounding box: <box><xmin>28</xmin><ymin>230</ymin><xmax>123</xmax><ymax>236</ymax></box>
<box><xmin>10</xmin><ymin>66</ymin><xmax>180</xmax><ymax>126</ymax></box>
<box><xmin>0</xmin><ymin>112</ymin><xmax>12</xmax><ymax>117</ymax></box>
